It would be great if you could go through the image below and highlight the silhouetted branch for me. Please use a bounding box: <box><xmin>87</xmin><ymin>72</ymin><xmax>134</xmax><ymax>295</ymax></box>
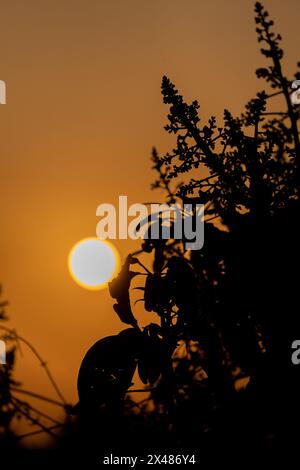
<box><xmin>0</xmin><ymin>326</ymin><xmax>67</xmax><ymax>405</ymax></box>
<box><xmin>15</xmin><ymin>423</ymin><xmax>64</xmax><ymax>441</ymax></box>
<box><xmin>11</xmin><ymin>397</ymin><xmax>61</xmax><ymax>440</ymax></box>
<box><xmin>11</xmin><ymin>386</ymin><xmax>68</xmax><ymax>408</ymax></box>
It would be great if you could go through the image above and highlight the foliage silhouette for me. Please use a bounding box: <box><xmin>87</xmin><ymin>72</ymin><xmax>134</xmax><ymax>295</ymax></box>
<box><xmin>0</xmin><ymin>287</ymin><xmax>17</xmax><ymax>449</ymax></box>
<box><xmin>0</xmin><ymin>286</ymin><xmax>70</xmax><ymax>459</ymax></box>
<box><xmin>74</xmin><ymin>2</ymin><xmax>300</xmax><ymax>462</ymax></box>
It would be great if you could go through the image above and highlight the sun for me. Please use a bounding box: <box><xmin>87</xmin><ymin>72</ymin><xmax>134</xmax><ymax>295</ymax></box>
<box><xmin>68</xmin><ymin>237</ymin><xmax>120</xmax><ymax>291</ymax></box>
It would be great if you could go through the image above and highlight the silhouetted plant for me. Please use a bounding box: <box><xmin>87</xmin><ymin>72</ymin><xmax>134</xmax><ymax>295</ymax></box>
<box><xmin>76</xmin><ymin>2</ymin><xmax>300</xmax><ymax>460</ymax></box>
<box><xmin>0</xmin><ymin>286</ymin><xmax>69</xmax><ymax>451</ymax></box>
<box><xmin>0</xmin><ymin>286</ymin><xmax>17</xmax><ymax>445</ymax></box>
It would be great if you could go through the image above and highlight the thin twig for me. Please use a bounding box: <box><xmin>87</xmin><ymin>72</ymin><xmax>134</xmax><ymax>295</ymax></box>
<box><xmin>0</xmin><ymin>326</ymin><xmax>67</xmax><ymax>405</ymax></box>
<box><xmin>15</xmin><ymin>424</ymin><xmax>65</xmax><ymax>441</ymax></box>
<box><xmin>11</xmin><ymin>386</ymin><xmax>68</xmax><ymax>408</ymax></box>
<box><xmin>13</xmin><ymin>395</ymin><xmax>62</xmax><ymax>425</ymax></box>
<box><xmin>11</xmin><ymin>397</ymin><xmax>60</xmax><ymax>441</ymax></box>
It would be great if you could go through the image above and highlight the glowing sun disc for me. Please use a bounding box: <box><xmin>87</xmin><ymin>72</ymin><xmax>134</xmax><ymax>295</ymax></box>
<box><xmin>68</xmin><ymin>238</ymin><xmax>120</xmax><ymax>290</ymax></box>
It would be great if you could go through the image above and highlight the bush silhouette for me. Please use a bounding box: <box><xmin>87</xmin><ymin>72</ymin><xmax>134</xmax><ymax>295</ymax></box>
<box><xmin>75</xmin><ymin>4</ymin><xmax>300</xmax><ymax>461</ymax></box>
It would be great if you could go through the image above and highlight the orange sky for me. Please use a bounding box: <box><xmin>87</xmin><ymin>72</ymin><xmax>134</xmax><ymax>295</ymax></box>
<box><xmin>0</xmin><ymin>0</ymin><xmax>299</xmax><ymax>444</ymax></box>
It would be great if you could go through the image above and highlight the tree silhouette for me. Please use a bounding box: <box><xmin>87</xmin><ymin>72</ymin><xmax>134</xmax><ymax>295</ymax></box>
<box><xmin>72</xmin><ymin>1</ymin><xmax>300</xmax><ymax>463</ymax></box>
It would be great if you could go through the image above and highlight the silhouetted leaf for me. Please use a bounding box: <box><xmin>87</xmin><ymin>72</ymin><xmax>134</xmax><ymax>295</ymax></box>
<box><xmin>109</xmin><ymin>255</ymin><xmax>140</xmax><ymax>327</ymax></box>
<box><xmin>77</xmin><ymin>330</ymin><xmax>142</xmax><ymax>411</ymax></box>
